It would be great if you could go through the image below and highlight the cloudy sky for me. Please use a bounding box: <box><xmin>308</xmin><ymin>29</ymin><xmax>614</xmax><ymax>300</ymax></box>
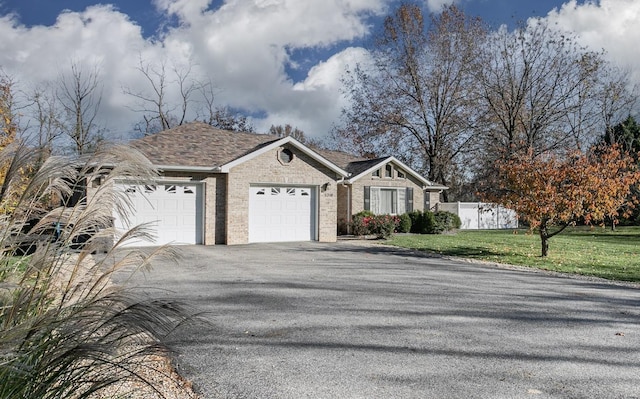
<box><xmin>0</xmin><ymin>0</ymin><xmax>638</xmax><ymax>142</ymax></box>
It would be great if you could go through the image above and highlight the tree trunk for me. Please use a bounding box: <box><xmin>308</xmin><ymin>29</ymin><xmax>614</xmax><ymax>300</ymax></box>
<box><xmin>539</xmin><ymin>224</ymin><xmax>549</xmax><ymax>257</ymax></box>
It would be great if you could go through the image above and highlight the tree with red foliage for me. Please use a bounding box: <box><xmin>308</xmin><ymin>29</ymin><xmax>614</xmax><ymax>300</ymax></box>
<box><xmin>482</xmin><ymin>145</ymin><xmax>640</xmax><ymax>256</ymax></box>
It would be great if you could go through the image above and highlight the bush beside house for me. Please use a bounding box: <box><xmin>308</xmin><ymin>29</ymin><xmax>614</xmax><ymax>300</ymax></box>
<box><xmin>350</xmin><ymin>210</ymin><xmax>459</xmax><ymax>239</ymax></box>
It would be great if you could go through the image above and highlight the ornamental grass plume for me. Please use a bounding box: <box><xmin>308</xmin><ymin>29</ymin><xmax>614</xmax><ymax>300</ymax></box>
<box><xmin>0</xmin><ymin>142</ymin><xmax>199</xmax><ymax>399</ymax></box>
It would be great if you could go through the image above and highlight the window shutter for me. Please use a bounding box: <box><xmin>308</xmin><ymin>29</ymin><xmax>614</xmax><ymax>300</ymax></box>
<box><xmin>397</xmin><ymin>188</ymin><xmax>405</xmax><ymax>214</ymax></box>
<box><xmin>406</xmin><ymin>187</ymin><xmax>413</xmax><ymax>212</ymax></box>
<box><xmin>364</xmin><ymin>186</ymin><xmax>370</xmax><ymax>211</ymax></box>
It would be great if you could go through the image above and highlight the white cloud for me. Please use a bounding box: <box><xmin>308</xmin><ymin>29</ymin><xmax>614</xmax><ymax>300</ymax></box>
<box><xmin>254</xmin><ymin>47</ymin><xmax>373</xmax><ymax>137</ymax></box>
<box><xmin>0</xmin><ymin>5</ymin><xmax>159</xmax><ymax>139</ymax></box>
<box><xmin>543</xmin><ymin>0</ymin><xmax>640</xmax><ymax>83</ymax></box>
<box><xmin>424</xmin><ymin>0</ymin><xmax>459</xmax><ymax>13</ymax></box>
<box><xmin>0</xmin><ymin>0</ymin><xmax>389</xmax><ymax>141</ymax></box>
<box><xmin>152</xmin><ymin>0</ymin><xmax>388</xmax><ymax>135</ymax></box>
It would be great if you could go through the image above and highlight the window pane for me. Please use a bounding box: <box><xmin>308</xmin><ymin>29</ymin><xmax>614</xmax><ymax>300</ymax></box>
<box><xmin>380</xmin><ymin>189</ymin><xmax>395</xmax><ymax>214</ymax></box>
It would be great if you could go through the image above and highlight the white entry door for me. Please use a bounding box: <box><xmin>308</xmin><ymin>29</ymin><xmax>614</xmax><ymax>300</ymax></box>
<box><xmin>114</xmin><ymin>183</ymin><xmax>203</xmax><ymax>246</ymax></box>
<box><xmin>248</xmin><ymin>186</ymin><xmax>316</xmax><ymax>243</ymax></box>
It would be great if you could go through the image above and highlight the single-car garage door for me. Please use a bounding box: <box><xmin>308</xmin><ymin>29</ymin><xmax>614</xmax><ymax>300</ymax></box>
<box><xmin>249</xmin><ymin>186</ymin><xmax>316</xmax><ymax>243</ymax></box>
<box><xmin>114</xmin><ymin>183</ymin><xmax>203</xmax><ymax>246</ymax></box>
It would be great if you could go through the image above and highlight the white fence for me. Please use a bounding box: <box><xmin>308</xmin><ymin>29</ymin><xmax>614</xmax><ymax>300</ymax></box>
<box><xmin>435</xmin><ymin>202</ymin><xmax>518</xmax><ymax>230</ymax></box>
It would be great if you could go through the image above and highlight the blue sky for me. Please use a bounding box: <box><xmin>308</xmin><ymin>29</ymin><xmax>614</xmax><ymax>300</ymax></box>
<box><xmin>0</xmin><ymin>0</ymin><xmax>636</xmax><ymax>140</ymax></box>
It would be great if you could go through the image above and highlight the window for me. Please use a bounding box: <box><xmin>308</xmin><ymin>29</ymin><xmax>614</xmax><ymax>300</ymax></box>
<box><xmin>372</xmin><ymin>169</ymin><xmax>380</xmax><ymax>177</ymax></box>
<box><xmin>279</xmin><ymin>148</ymin><xmax>294</xmax><ymax>164</ymax></box>
<box><xmin>385</xmin><ymin>164</ymin><xmax>393</xmax><ymax>178</ymax></box>
<box><xmin>380</xmin><ymin>189</ymin><xmax>397</xmax><ymax>214</ymax></box>
<box><xmin>367</xmin><ymin>187</ymin><xmax>407</xmax><ymax>215</ymax></box>
<box><xmin>144</xmin><ymin>185</ymin><xmax>156</xmax><ymax>193</ymax></box>
<box><xmin>397</xmin><ymin>170</ymin><xmax>405</xmax><ymax>179</ymax></box>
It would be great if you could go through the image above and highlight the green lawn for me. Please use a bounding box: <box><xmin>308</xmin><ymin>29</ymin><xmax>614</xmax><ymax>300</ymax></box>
<box><xmin>387</xmin><ymin>227</ymin><xmax>640</xmax><ymax>282</ymax></box>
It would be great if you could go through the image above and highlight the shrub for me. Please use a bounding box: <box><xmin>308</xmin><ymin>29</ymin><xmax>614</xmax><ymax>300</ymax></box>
<box><xmin>351</xmin><ymin>211</ymin><xmax>400</xmax><ymax>239</ymax></box>
<box><xmin>408</xmin><ymin>211</ymin><xmax>422</xmax><ymax>233</ymax></box>
<box><xmin>351</xmin><ymin>210</ymin><xmax>375</xmax><ymax>236</ymax></box>
<box><xmin>409</xmin><ymin>210</ymin><xmax>435</xmax><ymax>234</ymax></box>
<box><xmin>398</xmin><ymin>213</ymin><xmax>412</xmax><ymax>233</ymax></box>
<box><xmin>433</xmin><ymin>211</ymin><xmax>461</xmax><ymax>234</ymax></box>
<box><xmin>369</xmin><ymin>214</ymin><xmax>399</xmax><ymax>239</ymax></box>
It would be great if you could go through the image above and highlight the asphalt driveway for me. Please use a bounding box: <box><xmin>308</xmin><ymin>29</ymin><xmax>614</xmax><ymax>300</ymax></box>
<box><xmin>113</xmin><ymin>241</ymin><xmax>640</xmax><ymax>399</ymax></box>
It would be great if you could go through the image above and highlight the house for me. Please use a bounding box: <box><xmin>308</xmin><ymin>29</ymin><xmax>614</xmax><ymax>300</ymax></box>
<box><xmin>113</xmin><ymin>122</ymin><xmax>446</xmax><ymax>246</ymax></box>
<box><xmin>314</xmin><ymin>149</ymin><xmax>448</xmax><ymax>234</ymax></box>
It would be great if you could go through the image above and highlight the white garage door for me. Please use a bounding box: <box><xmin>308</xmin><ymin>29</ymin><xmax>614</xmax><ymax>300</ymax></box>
<box><xmin>249</xmin><ymin>186</ymin><xmax>316</xmax><ymax>243</ymax></box>
<box><xmin>114</xmin><ymin>183</ymin><xmax>203</xmax><ymax>246</ymax></box>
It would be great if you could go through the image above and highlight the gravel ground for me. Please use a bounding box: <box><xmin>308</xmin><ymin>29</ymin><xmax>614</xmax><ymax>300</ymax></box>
<box><xmin>52</xmin><ymin>254</ymin><xmax>201</xmax><ymax>399</ymax></box>
<box><xmin>91</xmin><ymin>353</ymin><xmax>200</xmax><ymax>399</ymax></box>
<box><xmin>114</xmin><ymin>241</ymin><xmax>640</xmax><ymax>399</ymax></box>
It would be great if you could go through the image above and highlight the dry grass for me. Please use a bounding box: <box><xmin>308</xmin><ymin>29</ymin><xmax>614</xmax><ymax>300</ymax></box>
<box><xmin>0</xmin><ymin>143</ymin><xmax>202</xmax><ymax>399</ymax></box>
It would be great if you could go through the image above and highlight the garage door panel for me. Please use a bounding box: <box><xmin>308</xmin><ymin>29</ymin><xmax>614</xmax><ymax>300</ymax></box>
<box><xmin>114</xmin><ymin>183</ymin><xmax>203</xmax><ymax>246</ymax></box>
<box><xmin>162</xmin><ymin>199</ymin><xmax>178</xmax><ymax>210</ymax></box>
<box><xmin>249</xmin><ymin>185</ymin><xmax>315</xmax><ymax>243</ymax></box>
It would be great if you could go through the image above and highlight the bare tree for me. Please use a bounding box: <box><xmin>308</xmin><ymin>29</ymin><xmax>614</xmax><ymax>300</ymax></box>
<box><xmin>125</xmin><ymin>58</ymin><xmax>254</xmax><ymax>134</ymax></box>
<box><xmin>57</xmin><ymin>61</ymin><xmax>105</xmax><ymax>154</ymax></box>
<box><xmin>472</xmin><ymin>21</ymin><xmax>614</xmax><ymax>160</ymax></box>
<box><xmin>122</xmin><ymin>57</ymin><xmax>197</xmax><ymax>135</ymax></box>
<box><xmin>598</xmin><ymin>65</ymin><xmax>638</xmax><ymax>146</ymax></box>
<box><xmin>333</xmin><ymin>4</ymin><xmax>485</xmax><ymax>200</ymax></box>
<box><xmin>269</xmin><ymin>124</ymin><xmax>306</xmax><ymax>141</ymax></box>
<box><xmin>472</xmin><ymin>20</ymin><xmax>639</xmax><ymax>202</ymax></box>
<box><xmin>28</xmin><ymin>84</ymin><xmax>64</xmax><ymax>154</ymax></box>
<box><xmin>196</xmin><ymin>80</ymin><xmax>255</xmax><ymax>132</ymax></box>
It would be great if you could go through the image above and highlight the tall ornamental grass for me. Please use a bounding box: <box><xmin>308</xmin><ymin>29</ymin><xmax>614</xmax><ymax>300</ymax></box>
<box><xmin>0</xmin><ymin>143</ymin><xmax>198</xmax><ymax>399</ymax></box>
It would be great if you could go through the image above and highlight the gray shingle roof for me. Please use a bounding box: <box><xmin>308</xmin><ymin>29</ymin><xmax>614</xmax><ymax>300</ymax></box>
<box><xmin>129</xmin><ymin>122</ymin><xmax>279</xmax><ymax>168</ymax></box>
<box><xmin>127</xmin><ymin>122</ymin><xmax>442</xmax><ymax>189</ymax></box>
<box><xmin>312</xmin><ymin>148</ymin><xmax>390</xmax><ymax>176</ymax></box>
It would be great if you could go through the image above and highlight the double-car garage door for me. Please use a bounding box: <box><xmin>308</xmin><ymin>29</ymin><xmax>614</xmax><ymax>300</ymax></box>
<box><xmin>114</xmin><ymin>183</ymin><xmax>316</xmax><ymax>246</ymax></box>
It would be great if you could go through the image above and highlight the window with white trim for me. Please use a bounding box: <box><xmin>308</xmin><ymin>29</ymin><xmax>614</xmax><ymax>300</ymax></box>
<box><xmin>368</xmin><ymin>187</ymin><xmax>406</xmax><ymax>215</ymax></box>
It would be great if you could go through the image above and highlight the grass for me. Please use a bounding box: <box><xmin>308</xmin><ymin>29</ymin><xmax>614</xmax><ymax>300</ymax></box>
<box><xmin>387</xmin><ymin>226</ymin><xmax>640</xmax><ymax>282</ymax></box>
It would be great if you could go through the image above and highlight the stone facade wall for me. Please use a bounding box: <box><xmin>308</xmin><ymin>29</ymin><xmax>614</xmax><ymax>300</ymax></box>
<box><xmin>226</xmin><ymin>144</ymin><xmax>340</xmax><ymax>245</ymax></box>
<box><xmin>426</xmin><ymin>190</ymin><xmax>441</xmax><ymax>211</ymax></box>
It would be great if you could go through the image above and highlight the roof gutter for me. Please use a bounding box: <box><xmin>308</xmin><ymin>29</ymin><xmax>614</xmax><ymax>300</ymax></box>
<box><xmin>154</xmin><ymin>164</ymin><xmax>222</xmax><ymax>173</ymax></box>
